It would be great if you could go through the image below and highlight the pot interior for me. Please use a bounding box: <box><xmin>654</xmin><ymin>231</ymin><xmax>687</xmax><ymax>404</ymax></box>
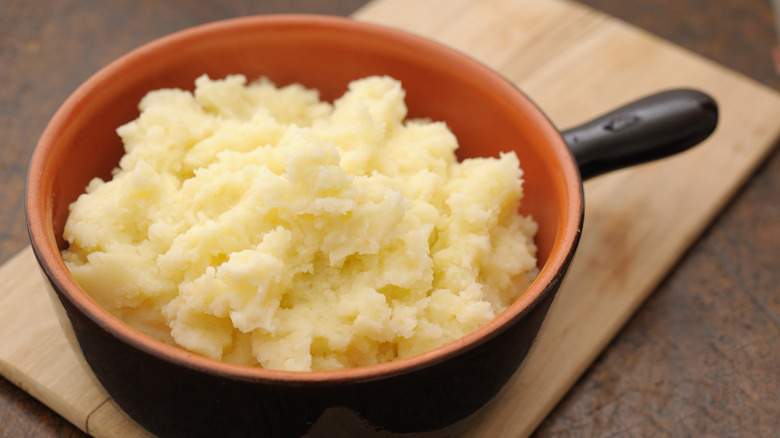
<box><xmin>28</xmin><ymin>15</ymin><xmax>582</xmax><ymax>372</ymax></box>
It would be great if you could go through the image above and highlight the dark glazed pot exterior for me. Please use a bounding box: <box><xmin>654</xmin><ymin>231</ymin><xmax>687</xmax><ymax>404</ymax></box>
<box><xmin>26</xmin><ymin>14</ymin><xmax>716</xmax><ymax>438</ymax></box>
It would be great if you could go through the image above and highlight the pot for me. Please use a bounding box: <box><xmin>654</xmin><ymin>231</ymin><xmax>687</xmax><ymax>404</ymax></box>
<box><xmin>25</xmin><ymin>15</ymin><xmax>717</xmax><ymax>437</ymax></box>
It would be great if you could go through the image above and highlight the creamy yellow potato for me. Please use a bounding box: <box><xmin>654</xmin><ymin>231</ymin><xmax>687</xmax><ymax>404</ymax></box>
<box><xmin>62</xmin><ymin>75</ymin><xmax>538</xmax><ymax>371</ymax></box>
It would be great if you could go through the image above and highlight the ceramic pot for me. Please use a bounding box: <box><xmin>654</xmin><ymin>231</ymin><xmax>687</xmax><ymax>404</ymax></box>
<box><xmin>26</xmin><ymin>15</ymin><xmax>717</xmax><ymax>437</ymax></box>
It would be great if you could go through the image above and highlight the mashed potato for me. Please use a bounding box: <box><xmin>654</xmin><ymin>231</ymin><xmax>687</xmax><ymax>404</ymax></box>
<box><xmin>62</xmin><ymin>75</ymin><xmax>538</xmax><ymax>371</ymax></box>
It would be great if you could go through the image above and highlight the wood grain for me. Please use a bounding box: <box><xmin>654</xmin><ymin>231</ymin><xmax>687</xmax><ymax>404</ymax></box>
<box><xmin>2</xmin><ymin>0</ymin><xmax>780</xmax><ymax>436</ymax></box>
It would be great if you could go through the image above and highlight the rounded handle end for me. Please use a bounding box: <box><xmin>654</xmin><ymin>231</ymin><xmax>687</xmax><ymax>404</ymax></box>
<box><xmin>563</xmin><ymin>89</ymin><xmax>718</xmax><ymax>180</ymax></box>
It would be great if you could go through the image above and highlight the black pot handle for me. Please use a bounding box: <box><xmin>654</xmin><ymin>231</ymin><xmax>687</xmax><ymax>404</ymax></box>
<box><xmin>562</xmin><ymin>89</ymin><xmax>718</xmax><ymax>180</ymax></box>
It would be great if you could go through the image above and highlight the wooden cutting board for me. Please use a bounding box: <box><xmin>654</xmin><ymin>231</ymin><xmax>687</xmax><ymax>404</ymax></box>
<box><xmin>3</xmin><ymin>0</ymin><xmax>780</xmax><ymax>436</ymax></box>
